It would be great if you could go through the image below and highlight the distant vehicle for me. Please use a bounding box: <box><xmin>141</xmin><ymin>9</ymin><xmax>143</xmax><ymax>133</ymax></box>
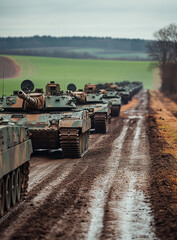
<box><xmin>69</xmin><ymin>84</ymin><xmax>112</xmax><ymax>133</ymax></box>
<box><xmin>115</xmin><ymin>81</ymin><xmax>143</xmax><ymax>103</ymax></box>
<box><xmin>98</xmin><ymin>83</ymin><xmax>122</xmax><ymax>117</ymax></box>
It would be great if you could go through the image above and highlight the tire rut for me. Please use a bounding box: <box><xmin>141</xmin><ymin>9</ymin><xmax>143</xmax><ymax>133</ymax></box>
<box><xmin>0</xmin><ymin>90</ymin><xmax>155</xmax><ymax>240</ymax></box>
<box><xmin>100</xmin><ymin>90</ymin><xmax>156</xmax><ymax>240</ymax></box>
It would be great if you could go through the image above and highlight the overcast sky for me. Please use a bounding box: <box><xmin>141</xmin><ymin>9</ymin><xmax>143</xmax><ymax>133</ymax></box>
<box><xmin>0</xmin><ymin>0</ymin><xmax>177</xmax><ymax>39</ymax></box>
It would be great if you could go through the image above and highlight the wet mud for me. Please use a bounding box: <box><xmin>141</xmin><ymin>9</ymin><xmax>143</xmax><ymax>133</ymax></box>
<box><xmin>0</xmin><ymin>90</ymin><xmax>176</xmax><ymax>239</ymax></box>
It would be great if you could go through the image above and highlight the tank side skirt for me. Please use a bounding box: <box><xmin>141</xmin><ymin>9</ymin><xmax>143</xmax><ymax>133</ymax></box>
<box><xmin>0</xmin><ymin>140</ymin><xmax>32</xmax><ymax>179</ymax></box>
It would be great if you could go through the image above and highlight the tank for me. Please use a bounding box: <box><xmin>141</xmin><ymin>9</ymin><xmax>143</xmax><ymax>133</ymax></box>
<box><xmin>116</xmin><ymin>86</ymin><xmax>130</xmax><ymax>104</ymax></box>
<box><xmin>0</xmin><ymin>119</ymin><xmax>32</xmax><ymax>217</ymax></box>
<box><xmin>70</xmin><ymin>84</ymin><xmax>112</xmax><ymax>134</ymax></box>
<box><xmin>0</xmin><ymin>80</ymin><xmax>91</xmax><ymax>158</ymax></box>
<box><xmin>115</xmin><ymin>81</ymin><xmax>143</xmax><ymax>102</ymax></box>
<box><xmin>98</xmin><ymin>83</ymin><xmax>122</xmax><ymax>117</ymax></box>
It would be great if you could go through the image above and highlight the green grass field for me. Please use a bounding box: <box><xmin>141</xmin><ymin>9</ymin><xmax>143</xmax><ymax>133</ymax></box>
<box><xmin>0</xmin><ymin>55</ymin><xmax>155</xmax><ymax>96</ymax></box>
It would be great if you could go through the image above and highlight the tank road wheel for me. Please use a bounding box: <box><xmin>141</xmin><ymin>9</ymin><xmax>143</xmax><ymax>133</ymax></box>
<box><xmin>60</xmin><ymin>129</ymin><xmax>89</xmax><ymax>158</ymax></box>
<box><xmin>0</xmin><ymin>179</ymin><xmax>5</xmax><ymax>217</ymax></box>
<box><xmin>94</xmin><ymin>113</ymin><xmax>108</xmax><ymax>134</ymax></box>
<box><xmin>5</xmin><ymin>174</ymin><xmax>11</xmax><ymax>211</ymax></box>
<box><xmin>16</xmin><ymin>168</ymin><xmax>21</xmax><ymax>202</ymax></box>
<box><xmin>11</xmin><ymin>171</ymin><xmax>17</xmax><ymax>206</ymax></box>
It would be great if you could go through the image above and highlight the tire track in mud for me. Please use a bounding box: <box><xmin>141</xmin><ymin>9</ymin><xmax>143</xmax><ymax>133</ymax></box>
<box><xmin>7</xmin><ymin>118</ymin><xmax>124</xmax><ymax>240</ymax></box>
<box><xmin>0</xmin><ymin>115</ymin><xmax>123</xmax><ymax>239</ymax></box>
<box><xmin>100</xmin><ymin>90</ymin><xmax>157</xmax><ymax>239</ymax></box>
<box><xmin>0</xmin><ymin>161</ymin><xmax>77</xmax><ymax>239</ymax></box>
<box><xmin>87</xmin><ymin>122</ymin><xmax>130</xmax><ymax>240</ymax></box>
<box><xmin>0</xmin><ymin>128</ymin><xmax>106</xmax><ymax>237</ymax></box>
<box><xmin>87</xmin><ymin>116</ymin><xmax>143</xmax><ymax>239</ymax></box>
<box><xmin>42</xmin><ymin>118</ymin><xmax>124</xmax><ymax>240</ymax></box>
<box><xmin>0</xmin><ymin>90</ymin><xmax>155</xmax><ymax>240</ymax></box>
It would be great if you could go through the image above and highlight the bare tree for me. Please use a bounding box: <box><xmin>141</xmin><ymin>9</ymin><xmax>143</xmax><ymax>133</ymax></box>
<box><xmin>147</xmin><ymin>24</ymin><xmax>177</xmax><ymax>93</ymax></box>
<box><xmin>166</xmin><ymin>23</ymin><xmax>177</xmax><ymax>59</ymax></box>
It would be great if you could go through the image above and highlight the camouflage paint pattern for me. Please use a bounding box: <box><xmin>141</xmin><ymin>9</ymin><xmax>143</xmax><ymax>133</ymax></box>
<box><xmin>0</xmin><ymin>122</ymin><xmax>32</xmax><ymax>178</ymax></box>
<box><xmin>103</xmin><ymin>90</ymin><xmax>122</xmax><ymax>107</ymax></box>
<box><xmin>84</xmin><ymin>84</ymin><xmax>97</xmax><ymax>93</ymax></box>
<box><xmin>70</xmin><ymin>84</ymin><xmax>113</xmax><ymax>130</ymax></box>
<box><xmin>0</xmin><ymin>84</ymin><xmax>91</xmax><ymax>150</ymax></box>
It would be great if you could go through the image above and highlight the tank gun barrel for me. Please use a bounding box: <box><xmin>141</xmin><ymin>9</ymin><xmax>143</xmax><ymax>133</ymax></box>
<box><xmin>18</xmin><ymin>90</ymin><xmax>36</xmax><ymax>105</ymax></box>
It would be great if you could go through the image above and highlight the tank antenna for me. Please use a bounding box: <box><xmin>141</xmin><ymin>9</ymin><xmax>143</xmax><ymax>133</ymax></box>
<box><xmin>2</xmin><ymin>64</ymin><xmax>5</xmax><ymax>97</ymax></box>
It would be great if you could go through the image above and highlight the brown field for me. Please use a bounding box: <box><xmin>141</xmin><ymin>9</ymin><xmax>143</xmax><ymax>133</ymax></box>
<box><xmin>0</xmin><ymin>56</ymin><xmax>20</xmax><ymax>79</ymax></box>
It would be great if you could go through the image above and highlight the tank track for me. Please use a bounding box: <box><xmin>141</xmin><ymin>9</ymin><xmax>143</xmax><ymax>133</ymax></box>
<box><xmin>21</xmin><ymin>161</ymin><xmax>30</xmax><ymax>199</ymax></box>
<box><xmin>0</xmin><ymin>162</ymin><xmax>30</xmax><ymax>218</ymax></box>
<box><xmin>30</xmin><ymin>129</ymin><xmax>59</xmax><ymax>150</ymax></box>
<box><xmin>90</xmin><ymin>115</ymin><xmax>95</xmax><ymax>129</ymax></box>
<box><xmin>111</xmin><ymin>106</ymin><xmax>120</xmax><ymax>117</ymax></box>
<box><xmin>59</xmin><ymin>129</ymin><xmax>89</xmax><ymax>158</ymax></box>
<box><xmin>94</xmin><ymin>113</ymin><xmax>109</xmax><ymax>133</ymax></box>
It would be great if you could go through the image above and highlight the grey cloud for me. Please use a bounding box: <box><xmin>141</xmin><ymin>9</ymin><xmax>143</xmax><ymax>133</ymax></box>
<box><xmin>0</xmin><ymin>0</ymin><xmax>177</xmax><ymax>39</ymax></box>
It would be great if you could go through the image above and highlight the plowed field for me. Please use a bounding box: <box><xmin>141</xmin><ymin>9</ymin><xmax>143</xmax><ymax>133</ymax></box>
<box><xmin>0</xmin><ymin>56</ymin><xmax>20</xmax><ymax>79</ymax></box>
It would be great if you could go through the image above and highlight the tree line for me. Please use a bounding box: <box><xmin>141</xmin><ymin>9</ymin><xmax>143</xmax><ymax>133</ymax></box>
<box><xmin>147</xmin><ymin>24</ymin><xmax>177</xmax><ymax>96</ymax></box>
<box><xmin>0</xmin><ymin>36</ymin><xmax>148</xmax><ymax>52</ymax></box>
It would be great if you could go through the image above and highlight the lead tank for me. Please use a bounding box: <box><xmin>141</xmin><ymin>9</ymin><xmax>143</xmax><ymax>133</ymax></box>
<box><xmin>0</xmin><ymin>80</ymin><xmax>91</xmax><ymax>158</ymax></box>
<box><xmin>69</xmin><ymin>84</ymin><xmax>112</xmax><ymax>134</ymax></box>
<box><xmin>0</xmin><ymin>119</ymin><xmax>32</xmax><ymax>217</ymax></box>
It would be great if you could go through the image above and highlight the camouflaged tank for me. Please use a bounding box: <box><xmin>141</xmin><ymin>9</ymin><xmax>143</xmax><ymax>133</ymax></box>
<box><xmin>98</xmin><ymin>83</ymin><xmax>122</xmax><ymax>117</ymax></box>
<box><xmin>0</xmin><ymin>119</ymin><xmax>32</xmax><ymax>217</ymax></box>
<box><xmin>69</xmin><ymin>84</ymin><xmax>112</xmax><ymax>134</ymax></box>
<box><xmin>114</xmin><ymin>85</ymin><xmax>130</xmax><ymax>104</ymax></box>
<box><xmin>0</xmin><ymin>80</ymin><xmax>91</xmax><ymax>158</ymax></box>
<box><xmin>115</xmin><ymin>81</ymin><xmax>143</xmax><ymax>102</ymax></box>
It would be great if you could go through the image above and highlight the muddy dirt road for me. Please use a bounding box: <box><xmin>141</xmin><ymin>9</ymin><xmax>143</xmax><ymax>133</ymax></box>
<box><xmin>0</xmin><ymin>90</ymin><xmax>157</xmax><ymax>240</ymax></box>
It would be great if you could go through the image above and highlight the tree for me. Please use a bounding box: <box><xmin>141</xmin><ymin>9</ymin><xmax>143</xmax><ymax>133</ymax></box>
<box><xmin>147</xmin><ymin>24</ymin><xmax>177</xmax><ymax>93</ymax></box>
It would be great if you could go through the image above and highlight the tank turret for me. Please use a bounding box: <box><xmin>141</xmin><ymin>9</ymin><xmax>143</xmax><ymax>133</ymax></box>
<box><xmin>71</xmin><ymin>91</ymin><xmax>86</xmax><ymax>104</ymax></box>
<box><xmin>18</xmin><ymin>90</ymin><xmax>36</xmax><ymax>105</ymax></box>
<box><xmin>103</xmin><ymin>89</ymin><xmax>121</xmax><ymax>117</ymax></box>
<box><xmin>96</xmin><ymin>83</ymin><xmax>121</xmax><ymax>117</ymax></box>
<box><xmin>46</xmin><ymin>81</ymin><xmax>61</xmax><ymax>95</ymax></box>
<box><xmin>84</xmin><ymin>84</ymin><xmax>97</xmax><ymax>94</ymax></box>
<box><xmin>18</xmin><ymin>90</ymin><xmax>45</xmax><ymax>109</ymax></box>
<box><xmin>70</xmin><ymin>83</ymin><xmax>112</xmax><ymax>134</ymax></box>
<box><xmin>0</xmin><ymin>80</ymin><xmax>91</xmax><ymax>158</ymax></box>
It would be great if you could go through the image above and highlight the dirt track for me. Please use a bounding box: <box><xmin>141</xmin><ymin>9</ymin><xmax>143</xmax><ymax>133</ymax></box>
<box><xmin>1</xmin><ymin>90</ymin><xmax>175</xmax><ymax>240</ymax></box>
